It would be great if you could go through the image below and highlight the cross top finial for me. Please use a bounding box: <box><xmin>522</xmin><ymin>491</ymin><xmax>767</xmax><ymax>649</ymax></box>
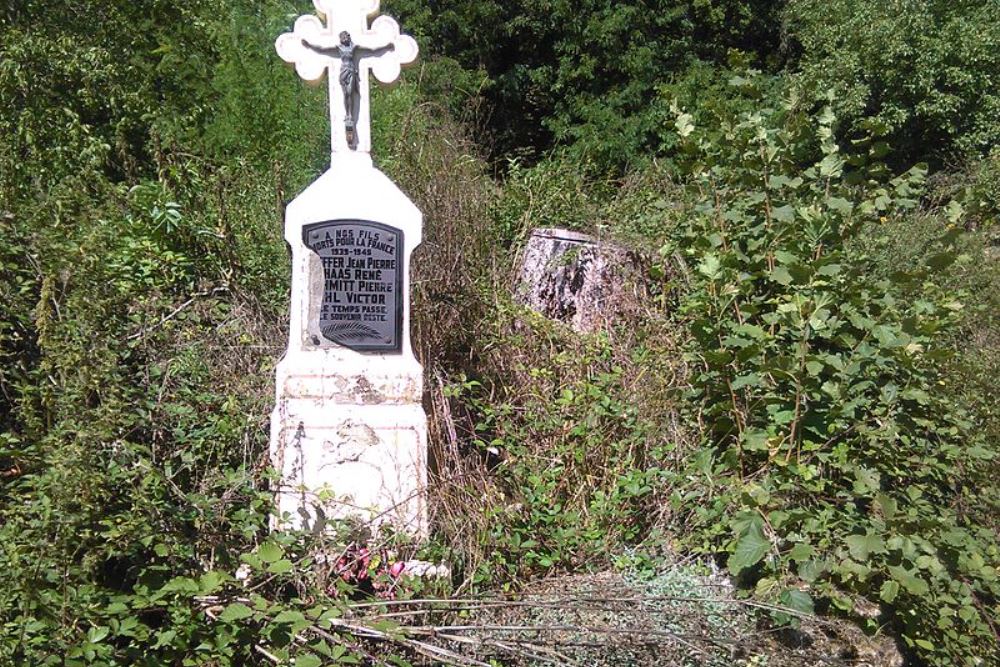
<box><xmin>276</xmin><ymin>0</ymin><xmax>418</xmax><ymax>159</ymax></box>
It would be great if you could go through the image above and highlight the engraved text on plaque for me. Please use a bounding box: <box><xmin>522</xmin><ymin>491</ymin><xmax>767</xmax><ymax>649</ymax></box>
<box><xmin>304</xmin><ymin>219</ymin><xmax>403</xmax><ymax>352</ymax></box>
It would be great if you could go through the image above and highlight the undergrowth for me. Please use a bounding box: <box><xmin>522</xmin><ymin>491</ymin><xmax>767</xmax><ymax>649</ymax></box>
<box><xmin>2</xmin><ymin>2</ymin><xmax>998</xmax><ymax>666</ymax></box>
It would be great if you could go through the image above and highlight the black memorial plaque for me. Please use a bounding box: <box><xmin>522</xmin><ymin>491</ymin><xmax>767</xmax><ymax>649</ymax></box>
<box><xmin>304</xmin><ymin>220</ymin><xmax>403</xmax><ymax>353</ymax></box>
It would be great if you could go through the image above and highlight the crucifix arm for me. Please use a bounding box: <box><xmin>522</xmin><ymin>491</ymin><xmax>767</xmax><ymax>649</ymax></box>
<box><xmin>300</xmin><ymin>39</ymin><xmax>395</xmax><ymax>62</ymax></box>
<box><xmin>355</xmin><ymin>43</ymin><xmax>395</xmax><ymax>59</ymax></box>
<box><xmin>300</xmin><ymin>38</ymin><xmax>340</xmax><ymax>57</ymax></box>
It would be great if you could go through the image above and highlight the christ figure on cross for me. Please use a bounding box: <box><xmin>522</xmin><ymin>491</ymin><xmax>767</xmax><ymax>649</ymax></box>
<box><xmin>302</xmin><ymin>31</ymin><xmax>394</xmax><ymax>150</ymax></box>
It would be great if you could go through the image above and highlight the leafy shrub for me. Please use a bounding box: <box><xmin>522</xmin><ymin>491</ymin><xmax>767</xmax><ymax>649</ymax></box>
<box><xmin>785</xmin><ymin>0</ymin><xmax>1000</xmax><ymax>167</ymax></box>
<box><xmin>964</xmin><ymin>148</ymin><xmax>1000</xmax><ymax>230</ymax></box>
<box><xmin>489</xmin><ymin>157</ymin><xmax>604</xmax><ymax>243</ymax></box>
<box><xmin>850</xmin><ymin>205</ymin><xmax>1000</xmax><ymax>538</ymax></box>
<box><xmin>655</xmin><ymin>87</ymin><xmax>999</xmax><ymax>663</ymax></box>
<box><xmin>442</xmin><ymin>313</ymin><xmax>683</xmax><ymax>586</ymax></box>
<box><xmin>1</xmin><ymin>2</ymin><xmax>376</xmax><ymax>664</ymax></box>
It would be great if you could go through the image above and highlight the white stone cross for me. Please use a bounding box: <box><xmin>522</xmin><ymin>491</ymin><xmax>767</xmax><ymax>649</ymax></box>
<box><xmin>276</xmin><ymin>0</ymin><xmax>418</xmax><ymax>157</ymax></box>
<box><xmin>270</xmin><ymin>0</ymin><xmax>427</xmax><ymax>538</ymax></box>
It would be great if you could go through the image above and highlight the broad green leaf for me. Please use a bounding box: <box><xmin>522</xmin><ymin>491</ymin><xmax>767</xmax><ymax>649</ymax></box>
<box><xmin>818</xmin><ymin>153</ymin><xmax>844</xmax><ymax>178</ymax></box>
<box><xmin>731</xmin><ymin>373</ymin><xmax>762</xmax><ymax>390</ymax></box>
<box><xmin>295</xmin><ymin>655</ymin><xmax>323</xmax><ymax>667</ymax></box>
<box><xmin>901</xmin><ymin>388</ymin><xmax>930</xmax><ymax>405</ymax></box>
<box><xmin>219</xmin><ymin>603</ymin><xmax>255</xmax><ymax>623</ymax></box>
<box><xmin>159</xmin><ymin>576</ymin><xmax>199</xmax><ymax>594</ymax></box>
<box><xmin>199</xmin><ymin>571</ymin><xmax>225</xmax><ymax>594</ymax></box>
<box><xmin>675</xmin><ymin>113</ymin><xmax>694</xmax><ymax>138</ymax></box>
<box><xmin>852</xmin><ymin>467</ymin><xmax>881</xmax><ymax>495</ymax></box>
<box><xmin>774</xmin><ymin>250</ymin><xmax>798</xmax><ymax>264</ymax></box>
<box><xmin>87</xmin><ymin>626</ymin><xmax>109</xmax><ymax>643</ymax></box>
<box><xmin>268</xmin><ymin>559</ymin><xmax>294</xmax><ymax>574</ymax></box>
<box><xmin>880</xmin><ymin>580</ymin><xmax>900</xmax><ymax>603</ymax></box>
<box><xmin>728</xmin><ymin>517</ymin><xmax>770</xmax><ymax>575</ymax></box>
<box><xmin>875</xmin><ymin>493</ymin><xmax>898</xmax><ymax>521</ymax></box>
<box><xmin>767</xmin><ymin>510</ymin><xmax>788</xmax><ymax>528</ymax></box>
<box><xmin>734</xmin><ymin>324</ymin><xmax>766</xmax><ymax>339</ymax></box>
<box><xmin>889</xmin><ymin>566</ymin><xmax>930</xmax><ymax>595</ymax></box>
<box><xmin>771</xmin><ymin>266</ymin><xmax>793</xmax><ymax>285</ymax></box>
<box><xmin>809</xmin><ymin>308</ymin><xmax>831</xmax><ymax>330</ymax></box>
<box><xmin>755</xmin><ymin>576</ymin><xmax>778</xmax><ymax>597</ymax></box>
<box><xmin>779</xmin><ymin>589</ymin><xmax>814</xmax><ymax>615</ymax></box>
<box><xmin>744</xmin><ymin>483</ymin><xmax>770</xmax><ymax>506</ymax></box>
<box><xmin>152</xmin><ymin>629</ymin><xmax>177</xmax><ymax>649</ymax></box>
<box><xmin>274</xmin><ymin>610</ymin><xmax>307</xmax><ymax>624</ymax></box>
<box><xmin>772</xmin><ymin>205</ymin><xmax>795</xmax><ymax>223</ymax></box>
<box><xmin>257</xmin><ymin>542</ymin><xmax>283</xmax><ymax>563</ymax></box>
<box><xmin>945</xmin><ymin>200</ymin><xmax>964</xmax><ymax>223</ymax></box>
<box><xmin>772</xmin><ymin>409</ymin><xmax>796</xmax><ymax>426</ymax></box>
<box><xmin>767</xmin><ymin>175</ymin><xmax>804</xmax><ymax>190</ymax></box>
<box><xmin>789</xmin><ymin>543</ymin><xmax>814</xmax><ymax>562</ymax></box>
<box><xmin>846</xmin><ymin>533</ymin><xmax>885</xmax><ymax>560</ymax></box>
<box><xmin>826</xmin><ymin>197</ymin><xmax>854</xmax><ymax>214</ymax></box>
<box><xmin>704</xmin><ymin>350</ymin><xmax>733</xmax><ymax>365</ymax></box>
<box><xmin>698</xmin><ymin>254</ymin><xmax>721</xmax><ymax>279</ymax></box>
<box><xmin>838</xmin><ymin>558</ymin><xmax>872</xmax><ymax>581</ymax></box>
<box><xmin>743</xmin><ymin>430</ymin><xmax>770</xmax><ymax>452</ymax></box>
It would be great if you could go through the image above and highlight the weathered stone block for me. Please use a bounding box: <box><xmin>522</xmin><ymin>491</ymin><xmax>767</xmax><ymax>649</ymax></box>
<box><xmin>514</xmin><ymin>228</ymin><xmax>646</xmax><ymax>332</ymax></box>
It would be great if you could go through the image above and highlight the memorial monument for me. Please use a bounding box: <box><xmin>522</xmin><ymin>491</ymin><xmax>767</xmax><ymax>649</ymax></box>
<box><xmin>270</xmin><ymin>0</ymin><xmax>426</xmax><ymax>536</ymax></box>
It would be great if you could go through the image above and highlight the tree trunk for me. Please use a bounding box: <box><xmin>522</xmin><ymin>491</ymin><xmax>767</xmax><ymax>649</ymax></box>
<box><xmin>513</xmin><ymin>228</ymin><xmax>646</xmax><ymax>333</ymax></box>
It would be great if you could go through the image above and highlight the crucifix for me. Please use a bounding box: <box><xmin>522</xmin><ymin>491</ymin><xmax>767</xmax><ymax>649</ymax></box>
<box><xmin>276</xmin><ymin>0</ymin><xmax>418</xmax><ymax>155</ymax></box>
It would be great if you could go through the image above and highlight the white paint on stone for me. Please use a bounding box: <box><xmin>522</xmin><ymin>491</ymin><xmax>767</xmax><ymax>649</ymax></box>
<box><xmin>271</xmin><ymin>2</ymin><xmax>426</xmax><ymax>537</ymax></box>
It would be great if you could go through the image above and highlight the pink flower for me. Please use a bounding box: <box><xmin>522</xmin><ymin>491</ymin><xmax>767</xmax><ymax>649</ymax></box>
<box><xmin>389</xmin><ymin>561</ymin><xmax>405</xmax><ymax>578</ymax></box>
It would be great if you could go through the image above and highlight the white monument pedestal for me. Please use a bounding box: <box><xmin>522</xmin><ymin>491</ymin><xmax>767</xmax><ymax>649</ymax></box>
<box><xmin>270</xmin><ymin>154</ymin><xmax>427</xmax><ymax>536</ymax></box>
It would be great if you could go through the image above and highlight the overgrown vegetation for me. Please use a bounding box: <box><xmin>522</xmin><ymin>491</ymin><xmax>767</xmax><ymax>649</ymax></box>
<box><xmin>2</xmin><ymin>0</ymin><xmax>998</xmax><ymax>665</ymax></box>
<box><xmin>659</xmin><ymin>89</ymin><xmax>999</xmax><ymax>660</ymax></box>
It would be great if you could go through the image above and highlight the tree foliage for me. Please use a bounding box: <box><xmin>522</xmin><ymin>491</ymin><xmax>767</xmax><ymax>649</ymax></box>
<box><xmin>785</xmin><ymin>0</ymin><xmax>1000</xmax><ymax>168</ymax></box>
<box><xmin>390</xmin><ymin>0</ymin><xmax>1000</xmax><ymax>174</ymax></box>
<box><xmin>386</xmin><ymin>0</ymin><xmax>785</xmax><ymax>167</ymax></box>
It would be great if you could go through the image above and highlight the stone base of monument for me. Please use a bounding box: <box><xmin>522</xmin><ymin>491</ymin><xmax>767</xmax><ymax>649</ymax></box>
<box><xmin>270</xmin><ymin>362</ymin><xmax>427</xmax><ymax>536</ymax></box>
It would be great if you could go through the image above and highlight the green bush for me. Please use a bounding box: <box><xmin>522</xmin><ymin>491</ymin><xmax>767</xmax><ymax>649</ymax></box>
<box><xmin>850</xmin><ymin>204</ymin><xmax>1000</xmax><ymax>536</ymax></box>
<box><xmin>1</xmin><ymin>2</ymin><xmax>494</xmax><ymax>662</ymax></box>
<box><xmin>965</xmin><ymin>148</ymin><xmax>1000</xmax><ymax>230</ymax></box>
<box><xmin>785</xmin><ymin>0</ymin><xmax>1000</xmax><ymax>167</ymax></box>
<box><xmin>442</xmin><ymin>314</ymin><xmax>682</xmax><ymax>586</ymax></box>
<box><xmin>653</xmin><ymin>88</ymin><xmax>999</xmax><ymax>663</ymax></box>
<box><xmin>1</xmin><ymin>1</ymin><xmax>369</xmax><ymax>663</ymax></box>
<box><xmin>489</xmin><ymin>157</ymin><xmax>603</xmax><ymax>243</ymax></box>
